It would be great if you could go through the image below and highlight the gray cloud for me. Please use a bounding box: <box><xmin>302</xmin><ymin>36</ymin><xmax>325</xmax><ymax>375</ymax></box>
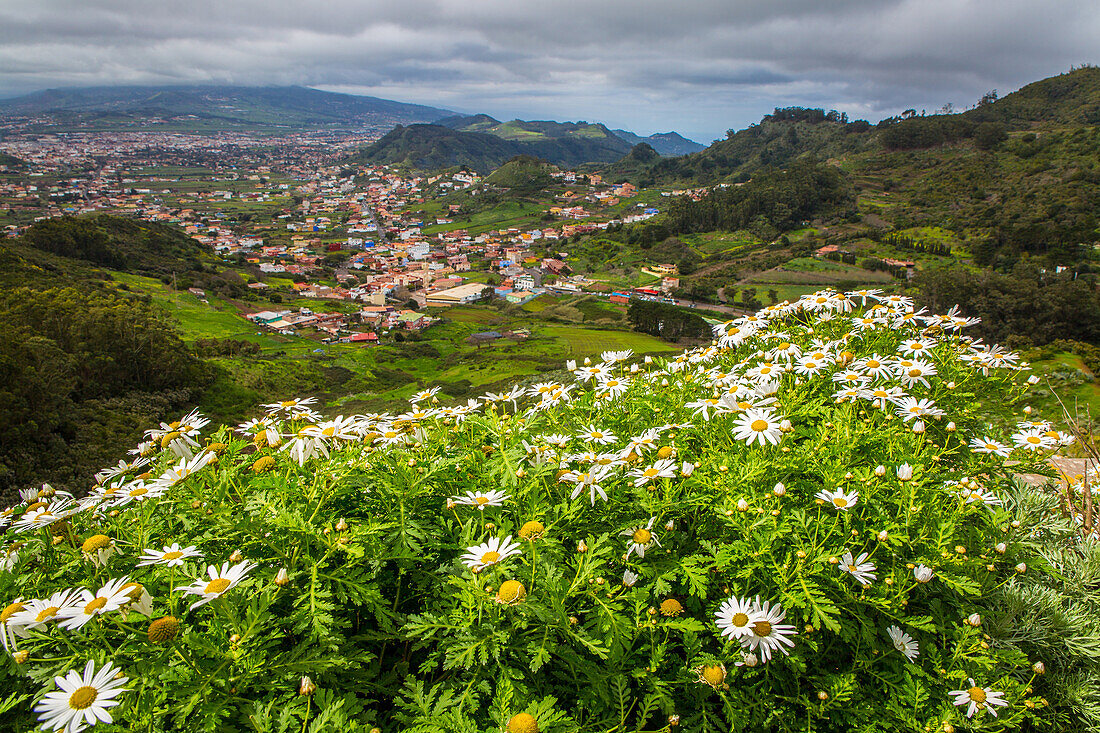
<box><xmin>0</xmin><ymin>0</ymin><xmax>1096</xmax><ymax>142</ymax></box>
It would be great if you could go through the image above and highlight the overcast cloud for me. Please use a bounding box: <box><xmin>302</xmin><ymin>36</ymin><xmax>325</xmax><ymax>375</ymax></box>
<box><xmin>0</xmin><ymin>0</ymin><xmax>1096</xmax><ymax>142</ymax></box>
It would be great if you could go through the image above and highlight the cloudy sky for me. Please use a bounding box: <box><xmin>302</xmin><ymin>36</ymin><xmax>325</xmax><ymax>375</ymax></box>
<box><xmin>0</xmin><ymin>0</ymin><xmax>1096</xmax><ymax>142</ymax></box>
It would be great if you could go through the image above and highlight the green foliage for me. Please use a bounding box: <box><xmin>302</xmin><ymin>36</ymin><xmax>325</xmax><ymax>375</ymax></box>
<box><xmin>18</xmin><ymin>214</ymin><xmax>207</xmax><ymax>277</ymax></box>
<box><xmin>626</xmin><ymin>300</ymin><xmax>710</xmax><ymax>341</ymax></box>
<box><xmin>0</xmin><ymin>293</ymin><xmax>1074</xmax><ymax>732</ymax></box>
<box><xmin>914</xmin><ymin>264</ymin><xmax>1100</xmax><ymax>346</ymax></box>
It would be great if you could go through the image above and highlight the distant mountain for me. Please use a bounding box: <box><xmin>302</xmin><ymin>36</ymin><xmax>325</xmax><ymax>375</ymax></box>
<box><xmin>351</xmin><ymin>117</ymin><xmax>636</xmax><ymax>172</ymax></box>
<box><xmin>0</xmin><ymin>85</ymin><xmax>453</xmax><ymax>131</ymax></box>
<box><xmin>610</xmin><ymin>129</ymin><xmax>705</xmax><ymax>156</ymax></box>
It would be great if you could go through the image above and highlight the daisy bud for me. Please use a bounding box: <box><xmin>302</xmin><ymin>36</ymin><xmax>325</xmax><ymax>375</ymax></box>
<box><xmin>299</xmin><ymin>676</ymin><xmax>317</xmax><ymax>696</ymax></box>
<box><xmin>566</xmin><ymin>360</ymin><xmax>576</xmax><ymax>371</ymax></box>
<box><xmin>1027</xmin><ymin>375</ymin><xmax>1040</xmax><ymax>385</ymax></box>
<box><xmin>884</xmin><ymin>577</ymin><xmax>894</xmax><ymax>586</ymax></box>
<box><xmin>230</xmin><ymin>634</ymin><xmax>241</xmax><ymax>644</ymax></box>
<box><xmin>913</xmin><ymin>564</ymin><xmax>933</xmax><ymax>583</ymax></box>
<box><xmin>622</xmin><ymin>569</ymin><xmax>638</xmax><ymax>587</ymax></box>
<box><xmin>584</xmin><ymin>357</ymin><xmax>591</xmax><ymax>365</ymax></box>
<box><xmin>947</xmin><ymin>381</ymin><xmax>956</xmax><ymax>389</ymax></box>
<box><xmin>335</xmin><ymin>518</ymin><xmax>348</xmax><ymax>532</ymax></box>
<box><xmin>874</xmin><ymin>465</ymin><xmax>886</xmax><ymax>477</ymax></box>
<box><xmin>668</xmin><ymin>714</ymin><xmax>681</xmax><ymax>726</ymax></box>
<box><xmin>828</xmin><ymin>556</ymin><xmax>839</xmax><ymax>565</ymax></box>
<box><xmin>773</xmin><ymin>483</ymin><xmax>786</xmax><ymax>496</ymax></box>
<box><xmin>13</xmin><ymin>650</ymin><xmax>29</xmax><ymax>664</ymax></box>
<box><xmin>661</xmin><ymin>378</ymin><xmax>669</xmax><ymax>386</ymax></box>
<box><xmin>968</xmin><ymin>613</ymin><xmax>981</xmax><ymax>627</ymax></box>
<box><xmin>1023</xmin><ymin>406</ymin><xmax>1033</xmax><ymax>415</ymax></box>
<box><xmin>896</xmin><ymin>464</ymin><xmax>913</xmax><ymax>481</ymax></box>
<box><xmin>987</xmin><ymin>564</ymin><xmax>995</xmax><ymax>571</ymax></box>
<box><xmin>796</xmin><ymin>550</ymin><xmax>806</xmax><ymax>559</ymax></box>
<box><xmin>1033</xmin><ymin>661</ymin><xmax>1045</xmax><ymax>674</ymax></box>
<box><xmin>1011</xmin><ymin>520</ymin><xmax>1021</xmax><ymax>528</ymax></box>
<box><xmin>1015</xmin><ymin>563</ymin><xmax>1027</xmax><ymax>574</ymax></box>
<box><xmin>275</xmin><ymin>568</ymin><xmax>289</xmax><ymax>586</ymax></box>
<box><xmin>877</xmin><ymin>530</ymin><xmax>888</xmax><ymax>542</ymax></box>
<box><xmin>912</xmin><ymin>420</ymin><xmax>925</xmax><ymax>434</ymax></box>
<box><xmin>576</xmin><ymin>540</ymin><xmax>587</xmax><ymax>553</ymax></box>
<box><xmin>780</xmin><ymin>419</ymin><xmax>792</xmax><ymax>431</ymax></box>
<box><xmin>665</xmin><ymin>519</ymin><xmax>675</xmax><ymax>531</ymax></box>
<box><xmin>995</xmin><ymin>542</ymin><xmax>1007</xmax><ymax>554</ymax></box>
<box><xmin>736</xmin><ymin>499</ymin><xmax>749</xmax><ymax>512</ymax></box>
<box><xmin>817</xmin><ymin>691</ymin><xmax>829</xmax><ymax>701</ymax></box>
<box><xmin>946</xmin><ymin>422</ymin><xmax>956</xmax><ymax>432</ymax></box>
<box><xmin>943</xmin><ymin>725</ymin><xmax>955</xmax><ymax>733</ymax></box>
<box><xmin>229</xmin><ymin>549</ymin><xmax>243</xmax><ymax>563</ymax></box>
<box><xmin>485</xmin><ymin>522</ymin><xmax>496</xmax><ymax>531</ymax></box>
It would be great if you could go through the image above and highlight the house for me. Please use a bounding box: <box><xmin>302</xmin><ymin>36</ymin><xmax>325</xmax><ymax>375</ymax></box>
<box><xmin>610</xmin><ymin>292</ymin><xmax>631</xmax><ymax>305</ymax></box>
<box><xmin>341</xmin><ymin>331</ymin><xmax>379</xmax><ymax>345</ymax></box>
<box><xmin>425</xmin><ymin>282</ymin><xmax>488</xmax><ymax>306</ymax></box>
<box><xmin>541</xmin><ymin>258</ymin><xmax>571</xmax><ymax>275</ymax></box>
<box><xmin>651</xmin><ymin>263</ymin><xmax>678</xmax><ymax>275</ymax></box>
<box><xmin>506</xmin><ymin>290</ymin><xmax>537</xmax><ymax>305</ymax></box>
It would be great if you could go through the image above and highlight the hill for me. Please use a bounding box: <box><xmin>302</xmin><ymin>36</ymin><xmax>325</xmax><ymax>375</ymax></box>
<box><xmin>610</xmin><ymin>128</ymin><xmax>706</xmax><ymax>155</ymax></box>
<box><xmin>482</xmin><ymin>155</ymin><xmax>556</xmax><ymax>193</ymax></box>
<box><xmin>0</xmin><ymin>85</ymin><xmax>452</xmax><ymax>132</ymax></box>
<box><xmin>0</xmin><ymin>151</ymin><xmax>23</xmax><ymax>167</ymax></box>
<box><xmin>16</xmin><ymin>214</ymin><xmax>209</xmax><ymax>277</ymax></box>
<box><xmin>604</xmin><ymin>67</ymin><xmax>1100</xmax><ymax>188</ymax></box>
<box><xmin>355</xmin><ymin>115</ymin><xmax>651</xmax><ymax>171</ymax></box>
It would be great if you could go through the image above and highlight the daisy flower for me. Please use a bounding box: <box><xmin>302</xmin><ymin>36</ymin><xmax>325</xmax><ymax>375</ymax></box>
<box><xmin>852</xmin><ymin>354</ymin><xmax>893</xmax><ymax>380</ymax></box>
<box><xmin>264</xmin><ymin>397</ymin><xmax>318</xmax><ymax>416</ymax></box>
<box><xmin>742</xmin><ymin>598</ymin><xmax>797</xmax><ymax>663</ymax></box>
<box><xmin>460</xmin><ymin>536</ymin><xmax>521</xmax><ymax>572</ymax></box>
<box><xmin>898</xmin><ymin>338</ymin><xmax>936</xmax><ymax>357</ymax></box>
<box><xmin>176</xmin><ymin>561</ymin><xmax>257</xmax><ymax>610</ymax></box>
<box><xmin>136</xmin><ymin>544</ymin><xmax>203</xmax><ymax>568</ymax></box>
<box><xmin>732</xmin><ymin>409</ymin><xmax>785</xmax><ymax>446</ymax></box>
<box><xmin>627</xmin><ymin>459</ymin><xmax>677</xmax><ymax>487</ymax></box>
<box><xmin>816</xmin><ymin>488</ymin><xmax>859</xmax><ymax>511</ymax></box>
<box><xmin>896</xmin><ymin>360</ymin><xmax>937</xmax><ymax>388</ymax></box>
<box><xmin>887</xmin><ymin>625</ymin><xmax>919</xmax><ymax>662</ymax></box>
<box><xmin>452</xmin><ymin>490</ymin><xmax>509</xmax><ymax>510</ymax></box>
<box><xmin>1011</xmin><ymin>429</ymin><xmax>1056</xmax><ymax>452</ymax></box>
<box><xmin>58</xmin><ymin>578</ymin><xmax>134</xmax><ymax>630</ymax></box>
<box><xmin>894</xmin><ymin>397</ymin><xmax>943</xmax><ymax>422</ymax></box>
<box><xmin>714</xmin><ymin>594</ymin><xmax>760</xmax><ymax>640</ymax></box>
<box><xmin>34</xmin><ymin>659</ymin><xmax>128</xmax><ymax>733</ymax></box>
<box><xmin>949</xmin><ymin>679</ymin><xmax>1009</xmax><ymax>718</ymax></box>
<box><xmin>560</xmin><ymin>466</ymin><xmax>612</xmax><ymax>505</ymax></box>
<box><xmin>622</xmin><ymin>569</ymin><xmax>639</xmax><ymax>587</ymax></box>
<box><xmin>409</xmin><ymin>387</ymin><xmax>440</xmax><ymax>404</ymax></box>
<box><xmin>960</xmin><ymin>487</ymin><xmax>1002</xmax><ymax>507</ymax></box>
<box><xmin>686</xmin><ymin>397</ymin><xmax>728</xmax><ymax>421</ymax></box>
<box><xmin>279</xmin><ymin>430</ymin><xmax>330</xmax><ymax>466</ymax></box>
<box><xmin>839</xmin><ymin>551</ymin><xmax>877</xmax><ymax>585</ymax></box>
<box><xmin>577</xmin><ymin>425</ymin><xmax>617</xmax><ymax>445</ymax></box>
<box><xmin>621</xmin><ymin>518</ymin><xmax>660</xmax><ymax>559</ymax></box>
<box><xmin>9</xmin><ymin>589</ymin><xmax>82</xmax><ymax>631</ymax></box>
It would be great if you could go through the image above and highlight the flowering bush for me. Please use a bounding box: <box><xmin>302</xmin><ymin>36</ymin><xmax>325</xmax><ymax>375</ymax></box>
<box><xmin>0</xmin><ymin>290</ymin><xmax>1078</xmax><ymax>732</ymax></box>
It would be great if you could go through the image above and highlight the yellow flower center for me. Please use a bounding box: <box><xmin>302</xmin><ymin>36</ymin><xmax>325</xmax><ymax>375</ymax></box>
<box><xmin>832</xmin><ymin>497</ymin><xmax>848</xmax><ymax>507</ymax></box>
<box><xmin>731</xmin><ymin>612</ymin><xmax>749</xmax><ymax>627</ymax></box>
<box><xmin>148</xmin><ymin>616</ymin><xmax>180</xmax><ymax>643</ymax></box>
<box><xmin>848</xmin><ymin>564</ymin><xmax>858</xmax><ymax>572</ymax></box>
<box><xmin>778</xmin><ymin>342</ymin><xmax>790</xmax><ymax>350</ymax></box>
<box><xmin>867</xmin><ymin>360</ymin><xmax>879</xmax><ymax>368</ymax></box>
<box><xmin>84</xmin><ymin>597</ymin><xmax>108</xmax><ymax>614</ymax></box>
<box><xmin>35</xmin><ymin>606</ymin><xmax>60</xmax><ymax>623</ymax></box>
<box><xmin>81</xmin><ymin>534</ymin><xmax>111</xmax><ymax>553</ymax></box>
<box><xmin>968</xmin><ymin>687</ymin><xmax>987</xmax><ymax>704</ymax></box>
<box><xmin>69</xmin><ymin>686</ymin><xmax>98</xmax><ymax>710</ymax></box>
<box><xmin>519</xmin><ymin>521</ymin><xmax>544</xmax><ymax>540</ymax></box>
<box><xmin>129</xmin><ymin>487</ymin><xmax>148</xmax><ymax>497</ymax></box>
<box><xmin>752</xmin><ymin>620</ymin><xmax>772</xmax><ymax>637</ymax></box>
<box><xmin>644</xmin><ymin>468</ymin><xmax>658</xmax><ymax>477</ymax></box>
<box><xmin>281</xmin><ymin>400</ymin><xmax>297</xmax><ymax>408</ymax></box>
<box><xmin>908</xmin><ymin>368</ymin><xmax>922</xmax><ymax>378</ymax></box>
<box><xmin>750</xmin><ymin>419</ymin><xmax>769</xmax><ymax>432</ymax></box>
<box><xmin>1027</xmin><ymin>436</ymin><xmax>1040</xmax><ymax>444</ymax></box>
<box><xmin>496</xmin><ymin>580</ymin><xmax>527</xmax><ymax>604</ymax></box>
<box><xmin>632</xmin><ymin>529</ymin><xmax>652</xmax><ymax>544</ymax></box>
<box><xmin>35</xmin><ymin>511</ymin><xmax>55</xmax><ymax>523</ymax></box>
<box><xmin>702</xmin><ymin>665</ymin><xmax>726</xmax><ymax>686</ymax></box>
<box><xmin>481</xmin><ymin>551</ymin><xmax>501</xmax><ymax>565</ymax></box>
<box><xmin>985</xmin><ymin>443</ymin><xmax>998</xmax><ymax>450</ymax></box>
<box><xmin>2</xmin><ymin>602</ymin><xmax>25</xmax><ymax>623</ymax></box>
<box><xmin>911</xmin><ymin>343</ymin><xmax>924</xmax><ymax>350</ymax></box>
<box><xmin>204</xmin><ymin>578</ymin><xmax>232</xmax><ymax>595</ymax></box>
<box><xmin>474</xmin><ymin>496</ymin><xmax>491</xmax><ymax>506</ymax></box>
<box><xmin>163</xmin><ymin>551</ymin><xmax>183</xmax><ymax>561</ymax></box>
<box><xmin>322</xmin><ymin>427</ymin><xmax>335</xmax><ymax>437</ymax></box>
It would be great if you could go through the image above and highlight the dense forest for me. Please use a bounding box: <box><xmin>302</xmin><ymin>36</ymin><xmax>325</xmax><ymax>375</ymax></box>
<box><xmin>0</xmin><ymin>285</ymin><xmax>209</xmax><ymax>502</ymax></box>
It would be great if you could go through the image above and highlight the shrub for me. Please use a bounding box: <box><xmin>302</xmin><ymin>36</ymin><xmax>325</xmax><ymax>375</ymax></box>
<box><xmin>0</xmin><ymin>291</ymin><xmax>1081</xmax><ymax>732</ymax></box>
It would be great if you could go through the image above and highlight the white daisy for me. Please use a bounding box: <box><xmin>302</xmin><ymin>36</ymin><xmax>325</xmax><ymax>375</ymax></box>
<box><xmin>742</xmin><ymin>598</ymin><xmax>797</xmax><ymax>663</ymax></box>
<box><xmin>731</xmin><ymin>409</ymin><xmax>785</xmax><ymax>446</ymax></box>
<box><xmin>57</xmin><ymin>578</ymin><xmax>134</xmax><ymax>630</ymax></box>
<box><xmin>948</xmin><ymin>679</ymin><xmax>1010</xmax><ymax>718</ymax></box>
<box><xmin>621</xmin><ymin>518</ymin><xmax>661</xmax><ymax>559</ymax></box>
<box><xmin>136</xmin><ymin>544</ymin><xmax>203</xmax><ymax>568</ymax></box>
<box><xmin>8</xmin><ymin>589</ymin><xmax>82</xmax><ymax>631</ymax></box>
<box><xmin>714</xmin><ymin>594</ymin><xmax>760</xmax><ymax>640</ymax></box>
<box><xmin>627</xmin><ymin>459</ymin><xmax>677</xmax><ymax>487</ymax></box>
<box><xmin>560</xmin><ymin>466</ymin><xmax>612</xmax><ymax>505</ymax></box>
<box><xmin>1011</xmin><ymin>429</ymin><xmax>1056</xmax><ymax>452</ymax></box>
<box><xmin>886</xmin><ymin>625</ymin><xmax>919</xmax><ymax>662</ymax></box>
<box><xmin>577</xmin><ymin>425</ymin><xmax>617</xmax><ymax>445</ymax></box>
<box><xmin>176</xmin><ymin>561</ymin><xmax>257</xmax><ymax>610</ymax></box>
<box><xmin>839</xmin><ymin>551</ymin><xmax>877</xmax><ymax>585</ymax></box>
<box><xmin>34</xmin><ymin>659</ymin><xmax>128</xmax><ymax>733</ymax></box>
<box><xmin>451</xmin><ymin>490</ymin><xmax>509</xmax><ymax>510</ymax></box>
<box><xmin>460</xmin><ymin>536</ymin><xmax>521</xmax><ymax>572</ymax></box>
<box><xmin>816</xmin><ymin>488</ymin><xmax>859</xmax><ymax>511</ymax></box>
